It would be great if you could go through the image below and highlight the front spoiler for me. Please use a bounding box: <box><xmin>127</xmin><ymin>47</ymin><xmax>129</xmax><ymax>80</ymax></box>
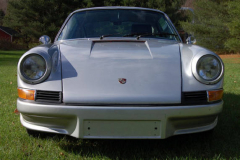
<box><xmin>17</xmin><ymin>99</ymin><xmax>223</xmax><ymax>139</ymax></box>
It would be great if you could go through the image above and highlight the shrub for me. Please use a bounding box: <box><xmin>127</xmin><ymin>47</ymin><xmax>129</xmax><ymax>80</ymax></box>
<box><xmin>0</xmin><ymin>39</ymin><xmax>27</xmax><ymax>50</ymax></box>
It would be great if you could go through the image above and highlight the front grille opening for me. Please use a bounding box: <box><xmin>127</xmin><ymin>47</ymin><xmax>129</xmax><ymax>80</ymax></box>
<box><xmin>182</xmin><ymin>91</ymin><xmax>208</xmax><ymax>105</ymax></box>
<box><xmin>35</xmin><ymin>90</ymin><xmax>62</xmax><ymax>103</ymax></box>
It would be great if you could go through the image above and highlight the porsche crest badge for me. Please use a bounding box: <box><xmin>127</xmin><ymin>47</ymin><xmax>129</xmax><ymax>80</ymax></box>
<box><xmin>118</xmin><ymin>78</ymin><xmax>127</xmax><ymax>84</ymax></box>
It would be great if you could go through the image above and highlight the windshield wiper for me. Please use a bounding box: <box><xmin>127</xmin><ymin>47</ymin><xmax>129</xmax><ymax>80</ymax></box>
<box><xmin>100</xmin><ymin>34</ymin><xmax>113</xmax><ymax>40</ymax></box>
<box><xmin>123</xmin><ymin>33</ymin><xmax>150</xmax><ymax>37</ymax></box>
<box><xmin>136</xmin><ymin>33</ymin><xmax>178</xmax><ymax>40</ymax></box>
<box><xmin>100</xmin><ymin>33</ymin><xmax>178</xmax><ymax>40</ymax></box>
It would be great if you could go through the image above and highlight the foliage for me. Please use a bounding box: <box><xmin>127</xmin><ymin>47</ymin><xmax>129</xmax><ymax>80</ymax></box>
<box><xmin>181</xmin><ymin>0</ymin><xmax>240</xmax><ymax>53</ymax></box>
<box><xmin>0</xmin><ymin>39</ymin><xmax>26</xmax><ymax>50</ymax></box>
<box><xmin>3</xmin><ymin>0</ymin><xmax>186</xmax><ymax>47</ymax></box>
<box><xmin>0</xmin><ymin>9</ymin><xmax>4</xmax><ymax>25</ymax></box>
<box><xmin>180</xmin><ymin>0</ymin><xmax>229</xmax><ymax>52</ymax></box>
<box><xmin>1</xmin><ymin>50</ymin><xmax>240</xmax><ymax>159</ymax></box>
<box><xmin>224</xmin><ymin>1</ymin><xmax>240</xmax><ymax>52</ymax></box>
<box><xmin>3</xmin><ymin>0</ymin><xmax>90</xmax><ymax>48</ymax></box>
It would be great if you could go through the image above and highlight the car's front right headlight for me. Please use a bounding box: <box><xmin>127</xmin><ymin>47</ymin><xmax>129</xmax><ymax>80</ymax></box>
<box><xmin>192</xmin><ymin>54</ymin><xmax>224</xmax><ymax>84</ymax></box>
<box><xmin>21</xmin><ymin>54</ymin><xmax>46</xmax><ymax>80</ymax></box>
<box><xmin>18</xmin><ymin>53</ymin><xmax>51</xmax><ymax>84</ymax></box>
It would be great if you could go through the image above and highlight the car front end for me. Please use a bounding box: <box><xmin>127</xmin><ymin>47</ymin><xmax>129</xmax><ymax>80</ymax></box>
<box><xmin>17</xmin><ymin>7</ymin><xmax>224</xmax><ymax>139</ymax></box>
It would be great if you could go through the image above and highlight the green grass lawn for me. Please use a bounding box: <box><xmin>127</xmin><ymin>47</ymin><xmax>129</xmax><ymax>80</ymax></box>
<box><xmin>0</xmin><ymin>50</ymin><xmax>240</xmax><ymax>159</ymax></box>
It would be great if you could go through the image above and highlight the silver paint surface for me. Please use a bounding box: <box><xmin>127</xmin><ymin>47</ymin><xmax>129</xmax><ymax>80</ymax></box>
<box><xmin>60</xmin><ymin>38</ymin><xmax>181</xmax><ymax>104</ymax></box>
<box><xmin>18</xmin><ymin>44</ymin><xmax>62</xmax><ymax>91</ymax></box>
<box><xmin>18</xmin><ymin>99</ymin><xmax>223</xmax><ymax>138</ymax></box>
<box><xmin>180</xmin><ymin>44</ymin><xmax>224</xmax><ymax>91</ymax></box>
<box><xmin>39</xmin><ymin>35</ymin><xmax>51</xmax><ymax>44</ymax></box>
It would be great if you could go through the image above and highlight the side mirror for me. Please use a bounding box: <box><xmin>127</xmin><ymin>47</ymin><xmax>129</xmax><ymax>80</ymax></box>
<box><xmin>39</xmin><ymin>35</ymin><xmax>51</xmax><ymax>44</ymax></box>
<box><xmin>186</xmin><ymin>35</ymin><xmax>196</xmax><ymax>44</ymax></box>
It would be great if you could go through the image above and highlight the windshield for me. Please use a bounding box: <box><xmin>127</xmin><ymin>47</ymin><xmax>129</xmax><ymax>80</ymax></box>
<box><xmin>57</xmin><ymin>9</ymin><xmax>180</xmax><ymax>41</ymax></box>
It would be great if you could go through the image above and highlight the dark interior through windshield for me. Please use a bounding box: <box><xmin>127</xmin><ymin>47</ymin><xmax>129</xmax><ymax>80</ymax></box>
<box><xmin>58</xmin><ymin>9</ymin><xmax>178</xmax><ymax>40</ymax></box>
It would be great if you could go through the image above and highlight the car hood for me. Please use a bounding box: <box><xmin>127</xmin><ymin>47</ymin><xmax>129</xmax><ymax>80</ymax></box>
<box><xmin>60</xmin><ymin>39</ymin><xmax>181</xmax><ymax>104</ymax></box>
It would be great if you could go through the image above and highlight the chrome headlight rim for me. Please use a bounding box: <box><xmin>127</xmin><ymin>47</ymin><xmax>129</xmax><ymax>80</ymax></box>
<box><xmin>192</xmin><ymin>53</ymin><xmax>224</xmax><ymax>85</ymax></box>
<box><xmin>18</xmin><ymin>53</ymin><xmax>52</xmax><ymax>84</ymax></box>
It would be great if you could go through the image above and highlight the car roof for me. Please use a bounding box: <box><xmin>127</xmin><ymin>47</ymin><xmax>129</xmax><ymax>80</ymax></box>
<box><xmin>71</xmin><ymin>6</ymin><xmax>165</xmax><ymax>15</ymax></box>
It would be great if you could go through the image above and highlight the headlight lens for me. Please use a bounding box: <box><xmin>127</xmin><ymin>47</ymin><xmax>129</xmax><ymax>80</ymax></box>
<box><xmin>196</xmin><ymin>55</ymin><xmax>222</xmax><ymax>81</ymax></box>
<box><xmin>21</xmin><ymin>54</ymin><xmax>46</xmax><ymax>80</ymax></box>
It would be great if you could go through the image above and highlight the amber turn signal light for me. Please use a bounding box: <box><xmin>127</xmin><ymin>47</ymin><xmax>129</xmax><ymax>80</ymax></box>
<box><xmin>208</xmin><ymin>89</ymin><xmax>223</xmax><ymax>102</ymax></box>
<box><xmin>18</xmin><ymin>88</ymin><xmax>35</xmax><ymax>100</ymax></box>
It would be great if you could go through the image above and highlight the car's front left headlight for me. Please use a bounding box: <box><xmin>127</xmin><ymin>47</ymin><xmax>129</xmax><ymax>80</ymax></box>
<box><xmin>192</xmin><ymin>54</ymin><xmax>224</xmax><ymax>84</ymax></box>
<box><xmin>18</xmin><ymin>53</ymin><xmax>51</xmax><ymax>84</ymax></box>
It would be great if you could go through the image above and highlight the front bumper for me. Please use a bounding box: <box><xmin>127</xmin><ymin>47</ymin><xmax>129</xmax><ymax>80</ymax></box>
<box><xmin>17</xmin><ymin>99</ymin><xmax>223</xmax><ymax>139</ymax></box>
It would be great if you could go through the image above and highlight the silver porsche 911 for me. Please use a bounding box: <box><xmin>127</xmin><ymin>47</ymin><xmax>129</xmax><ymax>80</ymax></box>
<box><xmin>17</xmin><ymin>7</ymin><xmax>224</xmax><ymax>139</ymax></box>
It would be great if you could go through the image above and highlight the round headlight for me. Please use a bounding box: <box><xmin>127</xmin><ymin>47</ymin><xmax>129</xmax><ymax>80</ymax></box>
<box><xmin>18</xmin><ymin>53</ymin><xmax>51</xmax><ymax>84</ymax></box>
<box><xmin>21</xmin><ymin>54</ymin><xmax>46</xmax><ymax>80</ymax></box>
<box><xmin>197</xmin><ymin>55</ymin><xmax>221</xmax><ymax>81</ymax></box>
<box><xmin>192</xmin><ymin>54</ymin><xmax>224</xmax><ymax>84</ymax></box>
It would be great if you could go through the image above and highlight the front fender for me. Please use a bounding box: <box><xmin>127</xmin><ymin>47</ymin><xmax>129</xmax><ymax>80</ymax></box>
<box><xmin>17</xmin><ymin>43</ymin><xmax>62</xmax><ymax>92</ymax></box>
<box><xmin>180</xmin><ymin>44</ymin><xmax>224</xmax><ymax>92</ymax></box>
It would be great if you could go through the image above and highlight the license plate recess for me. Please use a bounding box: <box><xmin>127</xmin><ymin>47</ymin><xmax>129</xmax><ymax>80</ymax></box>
<box><xmin>83</xmin><ymin>120</ymin><xmax>161</xmax><ymax>138</ymax></box>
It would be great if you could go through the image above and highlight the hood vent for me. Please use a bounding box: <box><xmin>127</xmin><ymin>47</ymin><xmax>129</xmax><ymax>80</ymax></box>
<box><xmin>182</xmin><ymin>91</ymin><xmax>208</xmax><ymax>105</ymax></box>
<box><xmin>35</xmin><ymin>90</ymin><xmax>62</xmax><ymax>103</ymax></box>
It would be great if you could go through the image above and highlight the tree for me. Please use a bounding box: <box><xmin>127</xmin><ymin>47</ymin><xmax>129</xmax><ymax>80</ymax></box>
<box><xmin>4</xmin><ymin>0</ymin><xmax>91</xmax><ymax>47</ymax></box>
<box><xmin>0</xmin><ymin>9</ymin><xmax>4</xmax><ymax>26</ymax></box>
<box><xmin>180</xmin><ymin>0</ymin><xmax>240</xmax><ymax>53</ymax></box>
<box><xmin>4</xmin><ymin>0</ymin><xmax>187</xmax><ymax>48</ymax></box>
<box><xmin>225</xmin><ymin>1</ymin><xmax>240</xmax><ymax>52</ymax></box>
